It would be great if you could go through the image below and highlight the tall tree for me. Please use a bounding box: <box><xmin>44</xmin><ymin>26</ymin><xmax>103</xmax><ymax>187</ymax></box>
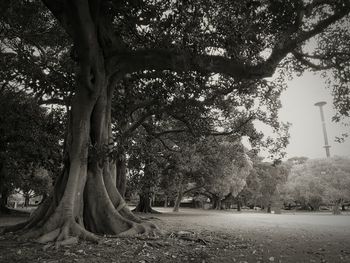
<box><xmin>2</xmin><ymin>0</ymin><xmax>350</xmax><ymax>244</ymax></box>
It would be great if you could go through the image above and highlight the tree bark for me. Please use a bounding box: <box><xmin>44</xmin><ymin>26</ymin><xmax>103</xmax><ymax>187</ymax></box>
<box><xmin>24</xmin><ymin>194</ymin><xmax>30</xmax><ymax>207</ymax></box>
<box><xmin>164</xmin><ymin>195</ymin><xmax>168</xmax><ymax>208</ymax></box>
<box><xmin>0</xmin><ymin>163</ymin><xmax>11</xmax><ymax>214</ymax></box>
<box><xmin>237</xmin><ymin>197</ymin><xmax>241</xmax><ymax>212</ymax></box>
<box><xmin>133</xmin><ymin>192</ymin><xmax>159</xmax><ymax>214</ymax></box>
<box><xmin>212</xmin><ymin>195</ymin><xmax>222</xmax><ymax>210</ymax></box>
<box><xmin>333</xmin><ymin>201</ymin><xmax>341</xmax><ymax>215</ymax></box>
<box><xmin>173</xmin><ymin>174</ymin><xmax>184</xmax><ymax>212</ymax></box>
<box><xmin>173</xmin><ymin>188</ymin><xmax>183</xmax><ymax>212</ymax></box>
<box><xmin>116</xmin><ymin>150</ymin><xmax>127</xmax><ymax>198</ymax></box>
<box><xmin>0</xmin><ymin>188</ymin><xmax>10</xmax><ymax>214</ymax></box>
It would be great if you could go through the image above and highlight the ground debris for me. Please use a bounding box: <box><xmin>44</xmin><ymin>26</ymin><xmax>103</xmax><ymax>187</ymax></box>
<box><xmin>1</xmin><ymin>210</ymin><xmax>350</xmax><ymax>263</ymax></box>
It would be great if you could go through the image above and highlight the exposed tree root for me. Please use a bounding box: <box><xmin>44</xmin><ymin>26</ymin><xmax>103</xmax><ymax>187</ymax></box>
<box><xmin>138</xmin><ymin>216</ymin><xmax>161</xmax><ymax>221</ymax></box>
<box><xmin>12</xmin><ymin>218</ymin><xmax>99</xmax><ymax>247</ymax></box>
<box><xmin>0</xmin><ymin>207</ymin><xmax>29</xmax><ymax>215</ymax></box>
<box><xmin>132</xmin><ymin>207</ymin><xmax>162</xmax><ymax>214</ymax></box>
<box><xmin>118</xmin><ymin>221</ymin><xmax>161</xmax><ymax>237</ymax></box>
<box><xmin>1</xmin><ymin>175</ymin><xmax>161</xmax><ymax>245</ymax></box>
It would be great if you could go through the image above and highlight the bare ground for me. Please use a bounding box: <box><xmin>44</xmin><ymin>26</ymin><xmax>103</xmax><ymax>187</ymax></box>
<box><xmin>0</xmin><ymin>207</ymin><xmax>349</xmax><ymax>263</ymax></box>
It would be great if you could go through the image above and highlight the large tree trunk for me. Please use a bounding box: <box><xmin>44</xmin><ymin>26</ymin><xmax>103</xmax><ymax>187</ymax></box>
<box><xmin>116</xmin><ymin>150</ymin><xmax>127</xmax><ymax>198</ymax></box>
<box><xmin>1</xmin><ymin>2</ymin><xmax>158</xmax><ymax>242</ymax></box>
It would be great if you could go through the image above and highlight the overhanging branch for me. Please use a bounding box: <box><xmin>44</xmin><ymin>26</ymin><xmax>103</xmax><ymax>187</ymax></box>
<box><xmin>107</xmin><ymin>49</ymin><xmax>273</xmax><ymax>80</ymax></box>
<box><xmin>292</xmin><ymin>51</ymin><xmax>333</xmax><ymax>70</ymax></box>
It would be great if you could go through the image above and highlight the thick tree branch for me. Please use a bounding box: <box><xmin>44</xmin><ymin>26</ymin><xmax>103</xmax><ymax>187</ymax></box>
<box><xmin>42</xmin><ymin>0</ymin><xmax>72</xmax><ymax>37</ymax></box>
<box><xmin>121</xmin><ymin>112</ymin><xmax>152</xmax><ymax>138</ymax></box>
<box><xmin>38</xmin><ymin>98</ymin><xmax>67</xmax><ymax>106</ymax></box>
<box><xmin>107</xmin><ymin>6</ymin><xmax>349</xmax><ymax>81</ymax></box>
<box><xmin>263</xmin><ymin>7</ymin><xmax>350</xmax><ymax>74</ymax></box>
<box><xmin>292</xmin><ymin>51</ymin><xmax>333</xmax><ymax>70</ymax></box>
<box><xmin>152</xmin><ymin>129</ymin><xmax>188</xmax><ymax>137</ymax></box>
<box><xmin>156</xmin><ymin>137</ymin><xmax>180</xmax><ymax>153</ymax></box>
<box><xmin>108</xmin><ymin>49</ymin><xmax>271</xmax><ymax>80</ymax></box>
<box><xmin>183</xmin><ymin>185</ymin><xmax>205</xmax><ymax>195</ymax></box>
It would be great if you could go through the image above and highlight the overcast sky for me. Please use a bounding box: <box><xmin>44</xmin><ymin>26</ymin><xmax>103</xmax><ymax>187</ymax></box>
<box><xmin>278</xmin><ymin>71</ymin><xmax>350</xmax><ymax>160</ymax></box>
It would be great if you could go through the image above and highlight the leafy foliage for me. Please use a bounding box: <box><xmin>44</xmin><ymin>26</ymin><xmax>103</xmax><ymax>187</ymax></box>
<box><xmin>242</xmin><ymin>159</ymin><xmax>290</xmax><ymax>209</ymax></box>
<box><xmin>282</xmin><ymin>157</ymin><xmax>350</xmax><ymax>210</ymax></box>
<box><xmin>0</xmin><ymin>88</ymin><xmax>63</xmax><ymax>199</ymax></box>
<box><xmin>0</xmin><ymin>0</ymin><xmax>74</xmax><ymax>106</ymax></box>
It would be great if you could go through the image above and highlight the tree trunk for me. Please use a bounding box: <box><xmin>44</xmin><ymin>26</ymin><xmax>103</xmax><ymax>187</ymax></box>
<box><xmin>0</xmin><ymin>164</ymin><xmax>11</xmax><ymax>214</ymax></box>
<box><xmin>164</xmin><ymin>195</ymin><xmax>168</xmax><ymax>208</ymax></box>
<box><xmin>133</xmin><ymin>156</ymin><xmax>160</xmax><ymax>214</ymax></box>
<box><xmin>267</xmin><ymin>204</ymin><xmax>272</xmax><ymax>213</ymax></box>
<box><xmin>173</xmin><ymin>174</ymin><xmax>184</xmax><ymax>212</ymax></box>
<box><xmin>212</xmin><ymin>195</ymin><xmax>222</xmax><ymax>210</ymax></box>
<box><xmin>237</xmin><ymin>198</ymin><xmax>241</xmax><ymax>212</ymax></box>
<box><xmin>342</xmin><ymin>205</ymin><xmax>346</xmax><ymax>211</ymax></box>
<box><xmin>24</xmin><ymin>194</ymin><xmax>30</xmax><ymax>207</ymax></box>
<box><xmin>308</xmin><ymin>204</ymin><xmax>314</xmax><ymax>211</ymax></box>
<box><xmin>116</xmin><ymin>150</ymin><xmax>127</xmax><ymax>198</ymax></box>
<box><xmin>133</xmin><ymin>192</ymin><xmax>159</xmax><ymax>213</ymax></box>
<box><xmin>333</xmin><ymin>201</ymin><xmax>341</xmax><ymax>215</ymax></box>
<box><xmin>173</xmin><ymin>189</ymin><xmax>183</xmax><ymax>212</ymax></box>
<box><xmin>0</xmin><ymin>188</ymin><xmax>10</xmax><ymax>214</ymax></box>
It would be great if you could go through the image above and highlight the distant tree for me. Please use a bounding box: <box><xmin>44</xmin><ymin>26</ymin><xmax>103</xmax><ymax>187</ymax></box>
<box><xmin>203</xmin><ymin>141</ymin><xmax>253</xmax><ymax>209</ymax></box>
<box><xmin>283</xmin><ymin>157</ymin><xmax>350</xmax><ymax>214</ymax></box>
<box><xmin>164</xmin><ymin>136</ymin><xmax>253</xmax><ymax>211</ymax></box>
<box><xmin>127</xmin><ymin>132</ymin><xmax>166</xmax><ymax>214</ymax></box>
<box><xmin>286</xmin><ymin>157</ymin><xmax>309</xmax><ymax>166</ymax></box>
<box><xmin>168</xmin><ymin>138</ymin><xmax>208</xmax><ymax>212</ymax></box>
<box><xmin>244</xmin><ymin>160</ymin><xmax>290</xmax><ymax>212</ymax></box>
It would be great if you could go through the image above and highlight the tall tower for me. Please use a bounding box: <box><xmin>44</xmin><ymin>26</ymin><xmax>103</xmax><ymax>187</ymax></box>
<box><xmin>314</xmin><ymin>101</ymin><xmax>331</xmax><ymax>158</ymax></box>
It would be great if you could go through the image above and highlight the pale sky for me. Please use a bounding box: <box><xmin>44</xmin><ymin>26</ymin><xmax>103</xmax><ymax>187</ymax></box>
<box><xmin>278</xmin><ymin>71</ymin><xmax>350</xmax><ymax>160</ymax></box>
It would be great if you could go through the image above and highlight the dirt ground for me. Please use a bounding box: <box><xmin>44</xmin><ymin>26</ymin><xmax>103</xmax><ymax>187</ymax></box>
<box><xmin>0</xmin><ymin>207</ymin><xmax>349</xmax><ymax>263</ymax></box>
